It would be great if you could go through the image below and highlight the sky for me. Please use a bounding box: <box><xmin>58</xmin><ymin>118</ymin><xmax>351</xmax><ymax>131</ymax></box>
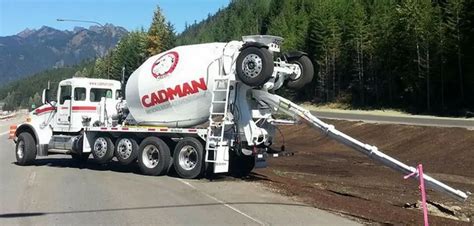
<box><xmin>0</xmin><ymin>0</ymin><xmax>230</xmax><ymax>36</ymax></box>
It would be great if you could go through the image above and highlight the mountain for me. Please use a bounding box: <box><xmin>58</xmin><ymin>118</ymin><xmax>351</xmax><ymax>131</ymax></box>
<box><xmin>0</xmin><ymin>24</ymin><xmax>127</xmax><ymax>85</ymax></box>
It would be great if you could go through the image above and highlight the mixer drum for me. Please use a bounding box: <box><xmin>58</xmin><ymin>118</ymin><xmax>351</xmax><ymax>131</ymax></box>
<box><xmin>126</xmin><ymin>43</ymin><xmax>228</xmax><ymax>127</ymax></box>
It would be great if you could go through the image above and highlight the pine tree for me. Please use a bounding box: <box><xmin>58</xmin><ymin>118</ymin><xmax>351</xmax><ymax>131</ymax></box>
<box><xmin>147</xmin><ymin>6</ymin><xmax>172</xmax><ymax>56</ymax></box>
<box><xmin>348</xmin><ymin>0</ymin><xmax>371</xmax><ymax>105</ymax></box>
<box><xmin>397</xmin><ymin>0</ymin><xmax>435</xmax><ymax>112</ymax></box>
<box><xmin>444</xmin><ymin>0</ymin><xmax>465</xmax><ymax>105</ymax></box>
<box><xmin>112</xmin><ymin>31</ymin><xmax>148</xmax><ymax>81</ymax></box>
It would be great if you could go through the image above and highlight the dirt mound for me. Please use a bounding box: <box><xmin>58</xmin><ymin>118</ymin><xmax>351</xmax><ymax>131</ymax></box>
<box><xmin>255</xmin><ymin>120</ymin><xmax>474</xmax><ymax>225</ymax></box>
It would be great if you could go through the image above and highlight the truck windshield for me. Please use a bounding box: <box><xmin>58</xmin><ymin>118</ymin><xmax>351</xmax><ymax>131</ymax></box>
<box><xmin>59</xmin><ymin>85</ymin><xmax>72</xmax><ymax>104</ymax></box>
<box><xmin>90</xmin><ymin>88</ymin><xmax>112</xmax><ymax>102</ymax></box>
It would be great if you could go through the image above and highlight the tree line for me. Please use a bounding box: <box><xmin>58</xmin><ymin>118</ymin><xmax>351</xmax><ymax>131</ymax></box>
<box><xmin>2</xmin><ymin>0</ymin><xmax>473</xmax><ymax>116</ymax></box>
<box><xmin>178</xmin><ymin>0</ymin><xmax>474</xmax><ymax>115</ymax></box>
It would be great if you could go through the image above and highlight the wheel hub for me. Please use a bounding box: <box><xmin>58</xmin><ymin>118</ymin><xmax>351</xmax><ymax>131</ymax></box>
<box><xmin>142</xmin><ymin>145</ymin><xmax>160</xmax><ymax>168</ymax></box>
<box><xmin>178</xmin><ymin>145</ymin><xmax>198</xmax><ymax>171</ymax></box>
<box><xmin>242</xmin><ymin>54</ymin><xmax>263</xmax><ymax>78</ymax></box>
<box><xmin>290</xmin><ymin>62</ymin><xmax>302</xmax><ymax>80</ymax></box>
<box><xmin>17</xmin><ymin>140</ymin><xmax>24</xmax><ymax>159</ymax></box>
<box><xmin>117</xmin><ymin>139</ymin><xmax>132</xmax><ymax>159</ymax></box>
<box><xmin>93</xmin><ymin>138</ymin><xmax>108</xmax><ymax>158</ymax></box>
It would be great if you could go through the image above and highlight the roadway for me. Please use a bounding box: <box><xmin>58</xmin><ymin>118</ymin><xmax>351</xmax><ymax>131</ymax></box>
<box><xmin>311</xmin><ymin>110</ymin><xmax>474</xmax><ymax>129</ymax></box>
<box><xmin>0</xmin><ymin>116</ymin><xmax>358</xmax><ymax>225</ymax></box>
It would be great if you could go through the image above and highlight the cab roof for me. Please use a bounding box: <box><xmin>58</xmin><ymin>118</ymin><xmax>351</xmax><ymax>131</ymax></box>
<box><xmin>58</xmin><ymin>77</ymin><xmax>121</xmax><ymax>89</ymax></box>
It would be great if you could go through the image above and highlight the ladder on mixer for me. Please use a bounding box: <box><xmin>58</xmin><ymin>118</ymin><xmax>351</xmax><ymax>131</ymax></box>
<box><xmin>205</xmin><ymin>76</ymin><xmax>232</xmax><ymax>165</ymax></box>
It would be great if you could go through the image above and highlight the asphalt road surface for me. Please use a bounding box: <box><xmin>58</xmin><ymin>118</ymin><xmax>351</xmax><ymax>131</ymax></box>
<box><xmin>0</xmin><ymin>116</ymin><xmax>358</xmax><ymax>225</ymax></box>
<box><xmin>311</xmin><ymin>110</ymin><xmax>474</xmax><ymax>129</ymax></box>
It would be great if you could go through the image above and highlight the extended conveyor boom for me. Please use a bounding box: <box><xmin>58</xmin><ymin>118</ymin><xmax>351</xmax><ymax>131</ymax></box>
<box><xmin>253</xmin><ymin>90</ymin><xmax>469</xmax><ymax>201</ymax></box>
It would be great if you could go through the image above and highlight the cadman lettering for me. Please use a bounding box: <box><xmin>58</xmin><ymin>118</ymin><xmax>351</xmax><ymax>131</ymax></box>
<box><xmin>141</xmin><ymin>77</ymin><xmax>207</xmax><ymax>108</ymax></box>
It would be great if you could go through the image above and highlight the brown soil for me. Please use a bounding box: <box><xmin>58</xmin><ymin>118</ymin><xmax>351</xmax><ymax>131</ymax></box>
<box><xmin>254</xmin><ymin>120</ymin><xmax>474</xmax><ymax>225</ymax></box>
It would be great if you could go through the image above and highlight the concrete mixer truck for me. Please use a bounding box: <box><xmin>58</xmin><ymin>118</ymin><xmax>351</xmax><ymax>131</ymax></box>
<box><xmin>10</xmin><ymin>35</ymin><xmax>469</xmax><ymax>201</ymax></box>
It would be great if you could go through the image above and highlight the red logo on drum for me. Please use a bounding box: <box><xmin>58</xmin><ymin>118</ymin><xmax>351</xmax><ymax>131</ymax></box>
<box><xmin>151</xmin><ymin>51</ymin><xmax>179</xmax><ymax>79</ymax></box>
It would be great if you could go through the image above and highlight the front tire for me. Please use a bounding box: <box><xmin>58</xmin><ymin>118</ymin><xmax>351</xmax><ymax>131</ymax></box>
<box><xmin>236</xmin><ymin>47</ymin><xmax>274</xmax><ymax>87</ymax></box>
<box><xmin>173</xmin><ymin>137</ymin><xmax>205</xmax><ymax>179</ymax></box>
<box><xmin>138</xmin><ymin>137</ymin><xmax>171</xmax><ymax>176</ymax></box>
<box><xmin>15</xmin><ymin>132</ymin><xmax>36</xmax><ymax>165</ymax></box>
<box><xmin>91</xmin><ymin>136</ymin><xmax>115</xmax><ymax>164</ymax></box>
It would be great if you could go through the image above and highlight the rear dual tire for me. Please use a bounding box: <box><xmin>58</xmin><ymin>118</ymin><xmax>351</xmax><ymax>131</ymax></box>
<box><xmin>173</xmin><ymin>137</ymin><xmax>205</xmax><ymax>179</ymax></box>
<box><xmin>115</xmin><ymin>137</ymin><xmax>139</xmax><ymax>165</ymax></box>
<box><xmin>286</xmin><ymin>55</ymin><xmax>314</xmax><ymax>89</ymax></box>
<box><xmin>92</xmin><ymin>136</ymin><xmax>115</xmax><ymax>164</ymax></box>
<box><xmin>138</xmin><ymin>137</ymin><xmax>171</xmax><ymax>176</ymax></box>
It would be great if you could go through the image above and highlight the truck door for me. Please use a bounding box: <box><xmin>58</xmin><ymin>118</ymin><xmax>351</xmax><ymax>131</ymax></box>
<box><xmin>57</xmin><ymin>85</ymin><xmax>72</xmax><ymax>127</ymax></box>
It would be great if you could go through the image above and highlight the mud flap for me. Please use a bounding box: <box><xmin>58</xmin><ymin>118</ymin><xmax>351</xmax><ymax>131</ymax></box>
<box><xmin>83</xmin><ymin>131</ymin><xmax>97</xmax><ymax>153</ymax></box>
<box><xmin>213</xmin><ymin>146</ymin><xmax>229</xmax><ymax>173</ymax></box>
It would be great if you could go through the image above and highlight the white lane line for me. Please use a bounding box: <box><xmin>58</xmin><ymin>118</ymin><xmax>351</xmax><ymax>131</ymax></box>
<box><xmin>0</xmin><ymin>130</ymin><xmax>9</xmax><ymax>136</ymax></box>
<box><xmin>177</xmin><ymin>178</ymin><xmax>265</xmax><ymax>225</ymax></box>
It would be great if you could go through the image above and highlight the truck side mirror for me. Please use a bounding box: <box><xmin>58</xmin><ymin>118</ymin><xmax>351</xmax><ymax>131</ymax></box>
<box><xmin>42</xmin><ymin>88</ymin><xmax>50</xmax><ymax>104</ymax></box>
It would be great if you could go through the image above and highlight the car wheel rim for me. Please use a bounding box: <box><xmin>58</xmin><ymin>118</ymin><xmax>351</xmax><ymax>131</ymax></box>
<box><xmin>17</xmin><ymin>140</ymin><xmax>24</xmax><ymax>159</ymax></box>
<box><xmin>117</xmin><ymin>139</ymin><xmax>133</xmax><ymax>159</ymax></box>
<box><xmin>178</xmin><ymin>145</ymin><xmax>198</xmax><ymax>171</ymax></box>
<box><xmin>93</xmin><ymin>138</ymin><xmax>108</xmax><ymax>158</ymax></box>
<box><xmin>242</xmin><ymin>54</ymin><xmax>263</xmax><ymax>78</ymax></box>
<box><xmin>142</xmin><ymin>145</ymin><xmax>160</xmax><ymax>168</ymax></box>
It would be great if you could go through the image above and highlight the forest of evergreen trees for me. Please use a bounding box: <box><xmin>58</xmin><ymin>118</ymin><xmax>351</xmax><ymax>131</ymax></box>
<box><xmin>2</xmin><ymin>0</ymin><xmax>473</xmax><ymax>116</ymax></box>
<box><xmin>178</xmin><ymin>0</ymin><xmax>474</xmax><ymax>116</ymax></box>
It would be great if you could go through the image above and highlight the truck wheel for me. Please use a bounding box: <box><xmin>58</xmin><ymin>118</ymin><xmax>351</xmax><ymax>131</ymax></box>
<box><xmin>115</xmin><ymin>137</ymin><xmax>139</xmax><ymax>165</ymax></box>
<box><xmin>91</xmin><ymin>136</ymin><xmax>115</xmax><ymax>164</ymax></box>
<box><xmin>15</xmin><ymin>132</ymin><xmax>37</xmax><ymax>165</ymax></box>
<box><xmin>236</xmin><ymin>47</ymin><xmax>274</xmax><ymax>87</ymax></box>
<box><xmin>173</xmin><ymin>137</ymin><xmax>204</xmax><ymax>179</ymax></box>
<box><xmin>71</xmin><ymin>153</ymin><xmax>90</xmax><ymax>162</ymax></box>
<box><xmin>71</xmin><ymin>135</ymin><xmax>89</xmax><ymax>162</ymax></box>
<box><xmin>230</xmin><ymin>154</ymin><xmax>255</xmax><ymax>178</ymax></box>
<box><xmin>138</xmin><ymin>137</ymin><xmax>171</xmax><ymax>176</ymax></box>
<box><xmin>286</xmin><ymin>55</ymin><xmax>314</xmax><ymax>89</ymax></box>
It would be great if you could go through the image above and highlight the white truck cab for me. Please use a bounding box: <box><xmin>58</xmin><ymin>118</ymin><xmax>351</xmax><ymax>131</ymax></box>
<box><xmin>52</xmin><ymin>77</ymin><xmax>122</xmax><ymax>132</ymax></box>
<box><xmin>14</xmin><ymin>77</ymin><xmax>121</xmax><ymax>160</ymax></box>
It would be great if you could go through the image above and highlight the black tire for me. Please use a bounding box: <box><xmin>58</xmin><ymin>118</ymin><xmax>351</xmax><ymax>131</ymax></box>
<box><xmin>114</xmin><ymin>137</ymin><xmax>139</xmax><ymax>165</ymax></box>
<box><xmin>71</xmin><ymin>153</ymin><xmax>90</xmax><ymax>162</ymax></box>
<box><xmin>15</xmin><ymin>132</ymin><xmax>37</xmax><ymax>165</ymax></box>
<box><xmin>138</xmin><ymin>137</ymin><xmax>171</xmax><ymax>176</ymax></box>
<box><xmin>71</xmin><ymin>135</ymin><xmax>89</xmax><ymax>162</ymax></box>
<box><xmin>91</xmin><ymin>136</ymin><xmax>115</xmax><ymax>164</ymax></box>
<box><xmin>286</xmin><ymin>55</ymin><xmax>314</xmax><ymax>89</ymax></box>
<box><xmin>236</xmin><ymin>47</ymin><xmax>274</xmax><ymax>87</ymax></box>
<box><xmin>173</xmin><ymin>137</ymin><xmax>205</xmax><ymax>179</ymax></box>
<box><xmin>230</xmin><ymin>152</ymin><xmax>255</xmax><ymax>178</ymax></box>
